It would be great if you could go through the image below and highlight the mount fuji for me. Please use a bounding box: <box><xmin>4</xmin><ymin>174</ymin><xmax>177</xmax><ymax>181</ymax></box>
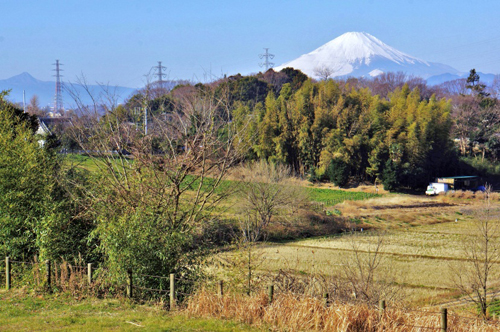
<box><xmin>274</xmin><ymin>32</ymin><xmax>461</xmax><ymax>80</ymax></box>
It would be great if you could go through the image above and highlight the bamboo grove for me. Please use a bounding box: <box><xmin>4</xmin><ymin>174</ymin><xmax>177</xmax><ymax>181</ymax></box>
<box><xmin>232</xmin><ymin>79</ymin><xmax>456</xmax><ymax>189</ymax></box>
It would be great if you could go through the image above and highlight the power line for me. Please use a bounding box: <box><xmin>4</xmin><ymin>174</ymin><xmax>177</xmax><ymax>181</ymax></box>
<box><xmin>53</xmin><ymin>59</ymin><xmax>63</xmax><ymax>114</ymax></box>
<box><xmin>259</xmin><ymin>48</ymin><xmax>275</xmax><ymax>71</ymax></box>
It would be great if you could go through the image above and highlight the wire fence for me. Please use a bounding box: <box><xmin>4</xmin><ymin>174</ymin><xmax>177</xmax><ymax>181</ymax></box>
<box><xmin>3</xmin><ymin>256</ymin><xmax>500</xmax><ymax>331</ymax></box>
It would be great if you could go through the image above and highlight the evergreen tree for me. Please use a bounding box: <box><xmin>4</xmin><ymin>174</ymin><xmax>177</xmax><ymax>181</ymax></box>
<box><xmin>466</xmin><ymin>69</ymin><xmax>489</xmax><ymax>98</ymax></box>
<box><xmin>326</xmin><ymin>158</ymin><xmax>350</xmax><ymax>187</ymax></box>
<box><xmin>381</xmin><ymin>159</ymin><xmax>398</xmax><ymax>191</ymax></box>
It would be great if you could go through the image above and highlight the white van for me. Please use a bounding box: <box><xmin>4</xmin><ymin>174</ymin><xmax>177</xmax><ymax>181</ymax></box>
<box><xmin>425</xmin><ymin>183</ymin><xmax>449</xmax><ymax>196</ymax></box>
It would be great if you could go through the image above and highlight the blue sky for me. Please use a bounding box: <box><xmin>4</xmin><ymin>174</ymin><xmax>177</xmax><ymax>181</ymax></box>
<box><xmin>2</xmin><ymin>0</ymin><xmax>500</xmax><ymax>88</ymax></box>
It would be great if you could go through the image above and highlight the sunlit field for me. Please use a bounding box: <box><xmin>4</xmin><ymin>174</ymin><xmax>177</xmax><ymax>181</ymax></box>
<box><xmin>216</xmin><ymin>195</ymin><xmax>500</xmax><ymax>306</ymax></box>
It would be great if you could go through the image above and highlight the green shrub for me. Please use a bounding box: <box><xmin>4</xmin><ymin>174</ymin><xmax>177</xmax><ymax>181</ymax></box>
<box><xmin>0</xmin><ymin>92</ymin><xmax>90</xmax><ymax>261</ymax></box>
<box><xmin>326</xmin><ymin>159</ymin><xmax>350</xmax><ymax>187</ymax></box>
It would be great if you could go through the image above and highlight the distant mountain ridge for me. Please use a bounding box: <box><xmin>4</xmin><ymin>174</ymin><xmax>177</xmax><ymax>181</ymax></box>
<box><xmin>0</xmin><ymin>72</ymin><xmax>137</xmax><ymax>109</ymax></box>
<box><xmin>426</xmin><ymin>72</ymin><xmax>497</xmax><ymax>86</ymax></box>
<box><xmin>274</xmin><ymin>32</ymin><xmax>463</xmax><ymax>81</ymax></box>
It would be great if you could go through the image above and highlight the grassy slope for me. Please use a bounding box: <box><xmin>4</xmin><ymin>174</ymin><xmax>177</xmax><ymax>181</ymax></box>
<box><xmin>0</xmin><ymin>289</ymin><xmax>260</xmax><ymax>331</ymax></box>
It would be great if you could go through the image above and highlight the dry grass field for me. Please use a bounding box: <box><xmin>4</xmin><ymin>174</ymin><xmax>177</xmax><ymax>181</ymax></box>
<box><xmin>186</xmin><ymin>290</ymin><xmax>500</xmax><ymax>332</ymax></box>
<box><xmin>213</xmin><ymin>193</ymin><xmax>500</xmax><ymax>308</ymax></box>
<box><xmin>331</xmin><ymin>195</ymin><xmax>466</xmax><ymax>227</ymax></box>
<box><xmin>186</xmin><ymin>289</ymin><xmax>500</xmax><ymax>331</ymax></box>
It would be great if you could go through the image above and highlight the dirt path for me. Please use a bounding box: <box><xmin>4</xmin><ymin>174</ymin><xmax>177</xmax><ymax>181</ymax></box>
<box><xmin>271</xmin><ymin>242</ymin><xmax>500</xmax><ymax>263</ymax></box>
<box><xmin>369</xmin><ymin>202</ymin><xmax>457</xmax><ymax>210</ymax></box>
<box><xmin>428</xmin><ymin>290</ymin><xmax>500</xmax><ymax>309</ymax></box>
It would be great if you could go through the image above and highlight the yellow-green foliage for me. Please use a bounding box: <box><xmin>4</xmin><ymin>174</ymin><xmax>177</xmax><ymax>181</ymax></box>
<box><xmin>234</xmin><ymin>80</ymin><xmax>454</xmax><ymax>189</ymax></box>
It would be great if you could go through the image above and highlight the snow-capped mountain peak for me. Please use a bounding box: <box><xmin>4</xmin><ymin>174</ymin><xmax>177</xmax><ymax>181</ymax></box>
<box><xmin>274</xmin><ymin>32</ymin><xmax>459</xmax><ymax>80</ymax></box>
<box><xmin>313</xmin><ymin>32</ymin><xmax>427</xmax><ymax>66</ymax></box>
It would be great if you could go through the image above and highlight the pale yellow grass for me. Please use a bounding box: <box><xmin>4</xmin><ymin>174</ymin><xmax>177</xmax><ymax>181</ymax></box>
<box><xmin>211</xmin><ymin>190</ymin><xmax>500</xmax><ymax>305</ymax></box>
<box><xmin>294</xmin><ymin>230</ymin><xmax>465</xmax><ymax>259</ymax></box>
<box><xmin>338</xmin><ymin>195</ymin><xmax>446</xmax><ymax>211</ymax></box>
<box><xmin>334</xmin><ymin>194</ymin><xmax>471</xmax><ymax>229</ymax></box>
<box><xmin>249</xmin><ymin>216</ymin><xmax>500</xmax><ymax>304</ymax></box>
<box><xmin>257</xmin><ymin>244</ymin><xmax>460</xmax><ymax>290</ymax></box>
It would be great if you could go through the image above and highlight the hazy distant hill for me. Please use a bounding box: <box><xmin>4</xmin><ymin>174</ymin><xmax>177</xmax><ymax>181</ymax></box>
<box><xmin>274</xmin><ymin>32</ymin><xmax>462</xmax><ymax>80</ymax></box>
<box><xmin>0</xmin><ymin>72</ymin><xmax>137</xmax><ymax>109</ymax></box>
<box><xmin>426</xmin><ymin>72</ymin><xmax>497</xmax><ymax>86</ymax></box>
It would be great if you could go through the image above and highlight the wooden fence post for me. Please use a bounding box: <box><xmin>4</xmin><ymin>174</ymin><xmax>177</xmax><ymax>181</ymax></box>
<box><xmin>170</xmin><ymin>273</ymin><xmax>176</xmax><ymax>310</ymax></box>
<box><xmin>379</xmin><ymin>299</ymin><xmax>386</xmax><ymax>317</ymax></box>
<box><xmin>323</xmin><ymin>292</ymin><xmax>329</xmax><ymax>307</ymax></box>
<box><xmin>46</xmin><ymin>260</ymin><xmax>51</xmax><ymax>292</ymax></box>
<box><xmin>218</xmin><ymin>280</ymin><xmax>224</xmax><ymax>297</ymax></box>
<box><xmin>441</xmin><ymin>307</ymin><xmax>447</xmax><ymax>332</ymax></box>
<box><xmin>126</xmin><ymin>269</ymin><xmax>133</xmax><ymax>298</ymax></box>
<box><xmin>87</xmin><ymin>263</ymin><xmax>92</xmax><ymax>285</ymax></box>
<box><xmin>268</xmin><ymin>285</ymin><xmax>274</xmax><ymax>304</ymax></box>
<box><xmin>5</xmin><ymin>257</ymin><xmax>11</xmax><ymax>290</ymax></box>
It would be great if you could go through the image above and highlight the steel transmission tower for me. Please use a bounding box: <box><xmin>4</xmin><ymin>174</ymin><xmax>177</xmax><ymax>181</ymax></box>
<box><xmin>53</xmin><ymin>60</ymin><xmax>64</xmax><ymax>113</ymax></box>
<box><xmin>153</xmin><ymin>61</ymin><xmax>167</xmax><ymax>87</ymax></box>
<box><xmin>259</xmin><ymin>48</ymin><xmax>275</xmax><ymax>71</ymax></box>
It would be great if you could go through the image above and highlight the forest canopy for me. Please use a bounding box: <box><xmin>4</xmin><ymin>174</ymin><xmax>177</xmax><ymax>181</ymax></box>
<box><xmin>232</xmin><ymin>77</ymin><xmax>456</xmax><ymax>189</ymax></box>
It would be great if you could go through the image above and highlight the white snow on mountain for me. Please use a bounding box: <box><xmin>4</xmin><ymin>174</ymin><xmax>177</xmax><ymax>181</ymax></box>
<box><xmin>369</xmin><ymin>69</ymin><xmax>384</xmax><ymax>77</ymax></box>
<box><xmin>274</xmin><ymin>32</ymin><xmax>461</xmax><ymax>80</ymax></box>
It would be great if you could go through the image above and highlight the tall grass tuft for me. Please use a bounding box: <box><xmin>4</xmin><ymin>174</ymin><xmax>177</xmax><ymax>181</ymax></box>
<box><xmin>462</xmin><ymin>190</ymin><xmax>475</xmax><ymax>199</ymax></box>
<box><xmin>186</xmin><ymin>289</ymin><xmax>500</xmax><ymax>331</ymax></box>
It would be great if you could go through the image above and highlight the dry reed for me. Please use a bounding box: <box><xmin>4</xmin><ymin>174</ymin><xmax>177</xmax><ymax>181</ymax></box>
<box><xmin>186</xmin><ymin>289</ymin><xmax>500</xmax><ymax>331</ymax></box>
<box><xmin>19</xmin><ymin>258</ymin><xmax>115</xmax><ymax>299</ymax></box>
<box><xmin>490</xmin><ymin>193</ymin><xmax>500</xmax><ymax>201</ymax></box>
<box><xmin>462</xmin><ymin>190</ymin><xmax>475</xmax><ymax>199</ymax></box>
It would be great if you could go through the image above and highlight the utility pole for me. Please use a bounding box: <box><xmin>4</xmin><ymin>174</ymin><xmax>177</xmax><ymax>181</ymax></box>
<box><xmin>259</xmin><ymin>48</ymin><xmax>275</xmax><ymax>71</ymax></box>
<box><xmin>53</xmin><ymin>60</ymin><xmax>63</xmax><ymax>114</ymax></box>
<box><xmin>153</xmin><ymin>61</ymin><xmax>167</xmax><ymax>87</ymax></box>
<box><xmin>144</xmin><ymin>106</ymin><xmax>148</xmax><ymax>135</ymax></box>
<box><xmin>133</xmin><ymin>106</ymin><xmax>148</xmax><ymax>135</ymax></box>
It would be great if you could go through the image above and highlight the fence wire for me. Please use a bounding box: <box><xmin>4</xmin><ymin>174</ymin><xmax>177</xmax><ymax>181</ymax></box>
<box><xmin>136</xmin><ymin>273</ymin><xmax>171</xmax><ymax>280</ymax></box>
<box><xmin>3</xmin><ymin>257</ymin><xmax>500</xmax><ymax>330</ymax></box>
<box><xmin>134</xmin><ymin>286</ymin><xmax>169</xmax><ymax>293</ymax></box>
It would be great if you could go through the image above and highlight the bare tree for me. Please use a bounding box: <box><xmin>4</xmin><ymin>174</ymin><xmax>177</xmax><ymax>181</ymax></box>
<box><xmin>236</xmin><ymin>161</ymin><xmax>308</xmax><ymax>242</ymax></box>
<box><xmin>452</xmin><ymin>95</ymin><xmax>481</xmax><ymax>156</ymax></box>
<box><xmin>230</xmin><ymin>161</ymin><xmax>308</xmax><ymax>294</ymax></box>
<box><xmin>66</xmin><ymin>78</ymin><xmax>248</xmax><ymax>278</ymax></box>
<box><xmin>77</xmin><ymin>84</ymin><xmax>244</xmax><ymax>224</ymax></box>
<box><xmin>452</xmin><ymin>94</ymin><xmax>500</xmax><ymax>158</ymax></box>
<box><xmin>314</xmin><ymin>65</ymin><xmax>335</xmax><ymax>81</ymax></box>
<box><xmin>451</xmin><ymin>188</ymin><xmax>500</xmax><ymax>318</ymax></box>
<box><xmin>488</xmin><ymin>75</ymin><xmax>500</xmax><ymax>99</ymax></box>
<box><xmin>26</xmin><ymin>95</ymin><xmax>45</xmax><ymax>116</ymax></box>
<box><xmin>341</xmin><ymin>231</ymin><xmax>401</xmax><ymax>305</ymax></box>
<box><xmin>439</xmin><ymin>78</ymin><xmax>468</xmax><ymax>98</ymax></box>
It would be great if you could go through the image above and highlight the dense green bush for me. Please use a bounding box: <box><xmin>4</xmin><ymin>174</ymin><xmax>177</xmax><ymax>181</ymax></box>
<box><xmin>326</xmin><ymin>159</ymin><xmax>350</xmax><ymax>187</ymax></box>
<box><xmin>0</xmin><ymin>92</ymin><xmax>92</xmax><ymax>261</ymax></box>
